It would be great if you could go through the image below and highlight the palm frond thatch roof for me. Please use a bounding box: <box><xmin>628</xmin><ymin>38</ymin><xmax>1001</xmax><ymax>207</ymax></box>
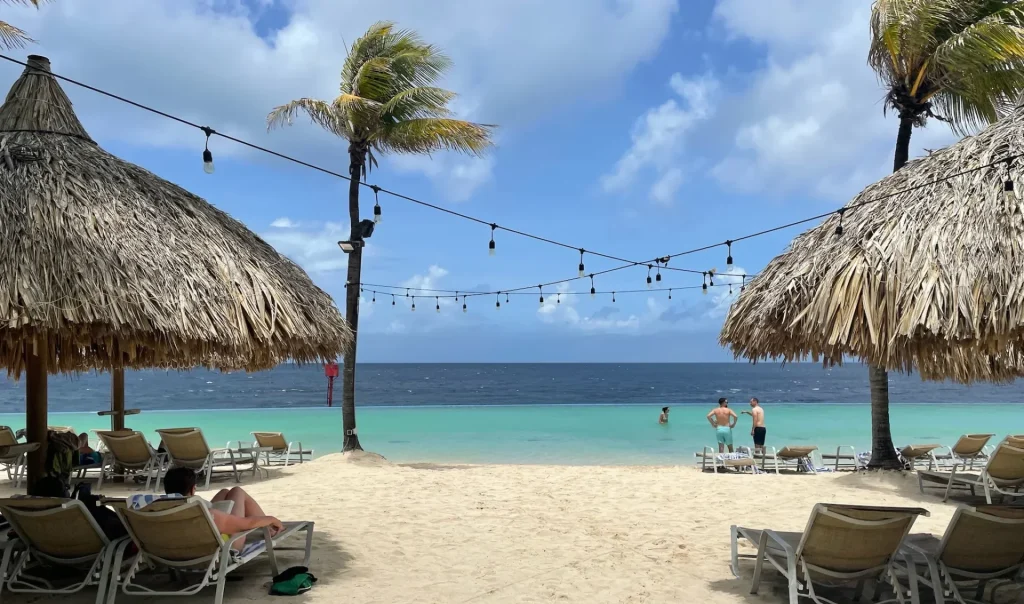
<box><xmin>720</xmin><ymin>105</ymin><xmax>1024</xmax><ymax>384</ymax></box>
<box><xmin>0</xmin><ymin>55</ymin><xmax>351</xmax><ymax>374</ymax></box>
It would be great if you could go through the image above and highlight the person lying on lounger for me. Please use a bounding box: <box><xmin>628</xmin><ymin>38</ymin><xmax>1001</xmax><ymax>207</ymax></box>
<box><xmin>162</xmin><ymin>466</ymin><xmax>283</xmax><ymax>548</ymax></box>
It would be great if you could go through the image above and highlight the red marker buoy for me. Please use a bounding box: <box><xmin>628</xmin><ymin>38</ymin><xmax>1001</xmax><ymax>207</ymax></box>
<box><xmin>325</xmin><ymin>362</ymin><xmax>339</xmax><ymax>407</ymax></box>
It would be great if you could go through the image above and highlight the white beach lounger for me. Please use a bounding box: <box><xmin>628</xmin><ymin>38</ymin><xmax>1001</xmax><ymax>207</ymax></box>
<box><xmin>156</xmin><ymin>428</ymin><xmax>247</xmax><ymax>489</ymax></box>
<box><xmin>111</xmin><ymin>497</ymin><xmax>314</xmax><ymax>604</ymax></box>
<box><xmin>755</xmin><ymin>446</ymin><xmax>820</xmax><ymax>474</ymax></box>
<box><xmin>918</xmin><ymin>443</ymin><xmax>1024</xmax><ymax>504</ymax></box>
<box><xmin>0</xmin><ymin>426</ymin><xmax>38</xmax><ymax>488</ymax></box>
<box><xmin>932</xmin><ymin>434</ymin><xmax>996</xmax><ymax>470</ymax></box>
<box><xmin>0</xmin><ymin>497</ymin><xmax>130</xmax><ymax>604</ymax></box>
<box><xmin>730</xmin><ymin>503</ymin><xmax>929</xmax><ymax>604</ymax></box>
<box><xmin>894</xmin><ymin>504</ymin><xmax>1024</xmax><ymax>604</ymax></box>
<box><xmin>820</xmin><ymin>446</ymin><xmax>867</xmax><ymax>471</ymax></box>
<box><xmin>96</xmin><ymin>430</ymin><xmax>167</xmax><ymax>490</ymax></box>
<box><xmin>251</xmin><ymin>432</ymin><xmax>313</xmax><ymax>467</ymax></box>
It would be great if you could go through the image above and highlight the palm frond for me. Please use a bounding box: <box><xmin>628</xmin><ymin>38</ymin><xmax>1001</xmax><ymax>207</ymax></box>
<box><xmin>0</xmin><ymin>20</ymin><xmax>32</xmax><ymax>49</ymax></box>
<box><xmin>932</xmin><ymin>5</ymin><xmax>1024</xmax><ymax>73</ymax></box>
<box><xmin>379</xmin><ymin>86</ymin><xmax>454</xmax><ymax>122</ymax></box>
<box><xmin>373</xmin><ymin>118</ymin><xmax>495</xmax><ymax>156</ymax></box>
<box><xmin>0</xmin><ymin>0</ymin><xmax>45</xmax><ymax>6</ymax></box>
<box><xmin>266</xmin><ymin>98</ymin><xmax>346</xmax><ymax>136</ymax></box>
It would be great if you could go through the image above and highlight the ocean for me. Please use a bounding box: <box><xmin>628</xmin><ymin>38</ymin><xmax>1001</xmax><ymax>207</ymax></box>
<box><xmin>0</xmin><ymin>363</ymin><xmax>1022</xmax><ymax>465</ymax></box>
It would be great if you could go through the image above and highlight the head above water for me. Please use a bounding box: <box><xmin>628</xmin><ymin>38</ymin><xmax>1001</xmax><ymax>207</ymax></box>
<box><xmin>749</xmin><ymin>397</ymin><xmax>759</xmax><ymax>407</ymax></box>
<box><xmin>163</xmin><ymin>466</ymin><xmax>198</xmax><ymax>497</ymax></box>
<box><xmin>661</xmin><ymin>407</ymin><xmax>669</xmax><ymax>413</ymax></box>
<box><xmin>718</xmin><ymin>397</ymin><xmax>728</xmax><ymax>407</ymax></box>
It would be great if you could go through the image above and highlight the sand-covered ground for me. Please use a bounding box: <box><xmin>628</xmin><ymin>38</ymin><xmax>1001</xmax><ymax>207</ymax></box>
<box><xmin>0</xmin><ymin>454</ymin><xmax>1003</xmax><ymax>603</ymax></box>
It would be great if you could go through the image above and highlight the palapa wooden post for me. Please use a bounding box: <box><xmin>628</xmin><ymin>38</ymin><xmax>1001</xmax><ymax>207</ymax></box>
<box><xmin>111</xmin><ymin>367</ymin><xmax>125</xmax><ymax>431</ymax></box>
<box><xmin>24</xmin><ymin>337</ymin><xmax>47</xmax><ymax>493</ymax></box>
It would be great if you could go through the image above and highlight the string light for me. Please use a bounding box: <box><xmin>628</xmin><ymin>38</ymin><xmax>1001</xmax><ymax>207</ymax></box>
<box><xmin>436</xmin><ymin>297</ymin><xmax>440</xmax><ymax>313</ymax></box>
<box><xmin>506</xmin><ymin>292</ymin><xmax>510</xmax><ymax>304</ymax></box>
<box><xmin>372</xmin><ymin>292</ymin><xmax>376</xmax><ymax>303</ymax></box>
<box><xmin>655</xmin><ymin>262</ymin><xmax>662</xmax><ymax>283</ymax></box>
<box><xmin>411</xmin><ymin>296</ymin><xmax>416</xmax><ymax>312</ymax></box>
<box><xmin>557</xmin><ymin>293</ymin><xmax>561</xmax><ymax>304</ymax></box>
<box><xmin>590</xmin><ymin>274</ymin><xmax>596</xmax><ymax>299</ymax></box>
<box><xmin>406</xmin><ymin>288</ymin><xmax>410</xmax><ymax>298</ymax></box>
<box><xmin>463</xmin><ymin>299</ymin><xmax>468</xmax><ymax>312</ymax></box>
<box><xmin>201</xmin><ymin>126</ymin><xmax>215</xmax><ymax>174</ymax></box>
<box><xmin>741</xmin><ymin>276</ymin><xmax>747</xmax><ymax>293</ymax></box>
<box><xmin>726</xmin><ymin>241</ymin><xmax>733</xmax><ymax>267</ymax></box>
<box><xmin>702</xmin><ymin>272</ymin><xmax>708</xmax><ymax>295</ymax></box>
<box><xmin>709</xmin><ymin>270</ymin><xmax>715</xmax><ymax>287</ymax></box>
<box><xmin>1004</xmin><ymin>160</ymin><xmax>1015</xmax><ymax>202</ymax></box>
<box><xmin>729</xmin><ymin>283</ymin><xmax>733</xmax><ymax>295</ymax></box>
<box><xmin>392</xmin><ymin>294</ymin><xmax>396</xmax><ymax>306</ymax></box>
<box><xmin>538</xmin><ymin>285</ymin><xmax>544</xmax><ymax>307</ymax></box>
<box><xmin>578</xmin><ymin>249</ymin><xmax>586</xmax><ymax>277</ymax></box>
<box><xmin>612</xmin><ymin>291</ymin><xmax>616</xmax><ymax>303</ymax></box>
<box><xmin>646</xmin><ymin>265</ymin><xmax>653</xmax><ymax>289</ymax></box>
<box><xmin>835</xmin><ymin>208</ymin><xmax>845</xmax><ymax>236</ymax></box>
<box><xmin>496</xmin><ymin>292</ymin><xmax>501</xmax><ymax>310</ymax></box>
<box><xmin>488</xmin><ymin>224</ymin><xmax>497</xmax><ymax>256</ymax></box>
<box><xmin>372</xmin><ymin>185</ymin><xmax>382</xmax><ymax>224</ymax></box>
<box><xmin>668</xmin><ymin>288</ymin><xmax>673</xmax><ymax>300</ymax></box>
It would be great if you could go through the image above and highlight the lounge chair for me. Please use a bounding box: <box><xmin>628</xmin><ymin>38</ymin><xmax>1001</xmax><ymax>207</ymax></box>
<box><xmin>894</xmin><ymin>505</ymin><xmax>1024</xmax><ymax>604</ymax></box>
<box><xmin>156</xmin><ymin>428</ymin><xmax>246</xmax><ymax>489</ymax></box>
<box><xmin>110</xmin><ymin>497</ymin><xmax>314</xmax><ymax>604</ymax></box>
<box><xmin>694</xmin><ymin>446</ymin><xmax>716</xmax><ymax>472</ymax></box>
<box><xmin>899</xmin><ymin>444</ymin><xmax>942</xmax><ymax>471</ymax></box>
<box><xmin>820</xmin><ymin>446</ymin><xmax>867</xmax><ymax>471</ymax></box>
<box><xmin>730</xmin><ymin>503</ymin><xmax>929</xmax><ymax>604</ymax></box>
<box><xmin>756</xmin><ymin>446</ymin><xmax>819</xmax><ymax>474</ymax></box>
<box><xmin>0</xmin><ymin>497</ymin><xmax>129</xmax><ymax>604</ymax></box>
<box><xmin>0</xmin><ymin>426</ymin><xmax>38</xmax><ymax>487</ymax></box>
<box><xmin>251</xmin><ymin>432</ymin><xmax>313</xmax><ymax>467</ymax></box>
<box><xmin>918</xmin><ymin>443</ymin><xmax>1024</xmax><ymax>504</ymax></box>
<box><xmin>96</xmin><ymin>430</ymin><xmax>167</xmax><ymax>490</ymax></box>
<box><xmin>933</xmin><ymin>434</ymin><xmax>996</xmax><ymax>470</ymax></box>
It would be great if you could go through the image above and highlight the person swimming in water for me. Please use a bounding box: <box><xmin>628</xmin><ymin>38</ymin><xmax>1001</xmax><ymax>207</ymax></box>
<box><xmin>658</xmin><ymin>407</ymin><xmax>669</xmax><ymax>424</ymax></box>
<box><xmin>707</xmin><ymin>398</ymin><xmax>737</xmax><ymax>453</ymax></box>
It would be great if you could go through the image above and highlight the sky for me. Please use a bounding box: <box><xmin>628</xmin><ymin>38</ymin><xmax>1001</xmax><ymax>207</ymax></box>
<box><xmin>1</xmin><ymin>0</ymin><xmax>963</xmax><ymax>362</ymax></box>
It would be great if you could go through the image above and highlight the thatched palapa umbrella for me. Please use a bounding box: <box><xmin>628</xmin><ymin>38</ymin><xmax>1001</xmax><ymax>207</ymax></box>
<box><xmin>720</xmin><ymin>101</ymin><xmax>1024</xmax><ymax>464</ymax></box>
<box><xmin>0</xmin><ymin>56</ymin><xmax>352</xmax><ymax>489</ymax></box>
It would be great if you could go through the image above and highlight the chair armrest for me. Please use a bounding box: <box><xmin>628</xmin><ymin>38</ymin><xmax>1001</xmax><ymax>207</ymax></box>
<box><xmin>762</xmin><ymin>529</ymin><xmax>796</xmax><ymax>555</ymax></box>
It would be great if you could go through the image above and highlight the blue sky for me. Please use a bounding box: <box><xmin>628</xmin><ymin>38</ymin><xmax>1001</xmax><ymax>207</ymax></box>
<box><xmin>2</xmin><ymin>0</ymin><xmax>961</xmax><ymax>362</ymax></box>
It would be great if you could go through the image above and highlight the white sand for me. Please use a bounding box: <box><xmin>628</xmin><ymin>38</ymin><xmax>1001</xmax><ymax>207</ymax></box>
<box><xmin>0</xmin><ymin>456</ymin><xmax>969</xmax><ymax>603</ymax></box>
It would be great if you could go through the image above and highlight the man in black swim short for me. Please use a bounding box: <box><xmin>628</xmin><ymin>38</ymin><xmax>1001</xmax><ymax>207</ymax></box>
<box><xmin>742</xmin><ymin>397</ymin><xmax>766</xmax><ymax>454</ymax></box>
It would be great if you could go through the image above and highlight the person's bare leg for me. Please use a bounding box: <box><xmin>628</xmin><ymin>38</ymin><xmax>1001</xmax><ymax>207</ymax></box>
<box><xmin>718</xmin><ymin>442</ymin><xmax>725</xmax><ymax>453</ymax></box>
<box><xmin>728</xmin><ymin>445</ymin><xmax>734</xmax><ymax>453</ymax></box>
<box><xmin>210</xmin><ymin>489</ymin><xmax>232</xmax><ymax>503</ymax></box>
<box><xmin>225</xmin><ymin>486</ymin><xmax>265</xmax><ymax>517</ymax></box>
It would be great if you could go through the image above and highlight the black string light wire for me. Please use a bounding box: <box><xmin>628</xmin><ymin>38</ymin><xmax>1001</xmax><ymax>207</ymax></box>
<box><xmin>11</xmin><ymin>54</ymin><xmax>1024</xmax><ymax>296</ymax></box>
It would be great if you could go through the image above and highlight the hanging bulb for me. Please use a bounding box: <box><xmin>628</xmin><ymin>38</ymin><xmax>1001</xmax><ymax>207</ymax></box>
<box><xmin>372</xmin><ymin>185</ymin><xmax>382</xmax><ymax>224</ymax></box>
<box><xmin>538</xmin><ymin>286</ymin><xmax>544</xmax><ymax>307</ymax></box>
<box><xmin>496</xmin><ymin>293</ymin><xmax>501</xmax><ymax>310</ymax></box>
<box><xmin>612</xmin><ymin>291</ymin><xmax>616</xmax><ymax>303</ymax></box>
<box><xmin>646</xmin><ymin>265</ymin><xmax>653</xmax><ymax>289</ymax></box>
<box><xmin>1004</xmin><ymin>178</ymin><xmax>1016</xmax><ymax>201</ymax></box>
<box><xmin>201</xmin><ymin>127</ymin><xmax>215</xmax><ymax>174</ymax></box>
<box><xmin>726</xmin><ymin>241</ymin><xmax>733</xmax><ymax>267</ymax></box>
<box><xmin>557</xmin><ymin>293</ymin><xmax>561</xmax><ymax>304</ymax></box>
<box><xmin>655</xmin><ymin>263</ymin><xmax>662</xmax><ymax>283</ymax></box>
<box><xmin>436</xmin><ymin>297</ymin><xmax>440</xmax><ymax>313</ymax></box>
<box><xmin>702</xmin><ymin>273</ymin><xmax>708</xmax><ymax>295</ymax></box>
<box><xmin>463</xmin><ymin>301</ymin><xmax>467</xmax><ymax>313</ymax></box>
<box><xmin>392</xmin><ymin>294</ymin><xmax>396</xmax><ymax>306</ymax></box>
<box><xmin>489</xmin><ymin>224</ymin><xmax>497</xmax><ymax>256</ymax></box>
<box><xmin>590</xmin><ymin>275</ymin><xmax>596</xmax><ymax>299</ymax></box>
<box><xmin>506</xmin><ymin>293</ymin><xmax>510</xmax><ymax>304</ymax></box>
<box><xmin>372</xmin><ymin>292</ymin><xmax>376</xmax><ymax>303</ymax></box>
<box><xmin>578</xmin><ymin>249</ymin><xmax>586</xmax><ymax>277</ymax></box>
<box><xmin>668</xmin><ymin>289</ymin><xmax>673</xmax><ymax>300</ymax></box>
<box><xmin>411</xmin><ymin>297</ymin><xmax>416</xmax><ymax>312</ymax></box>
<box><xmin>835</xmin><ymin>209</ymin><xmax>845</xmax><ymax>236</ymax></box>
<box><xmin>729</xmin><ymin>284</ymin><xmax>734</xmax><ymax>295</ymax></box>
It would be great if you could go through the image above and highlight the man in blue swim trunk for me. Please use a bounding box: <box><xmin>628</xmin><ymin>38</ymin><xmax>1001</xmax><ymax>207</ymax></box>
<box><xmin>707</xmin><ymin>397</ymin><xmax>738</xmax><ymax>453</ymax></box>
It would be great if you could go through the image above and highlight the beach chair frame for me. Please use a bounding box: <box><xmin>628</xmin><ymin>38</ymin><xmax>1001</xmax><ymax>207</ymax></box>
<box><xmin>933</xmin><ymin>434</ymin><xmax>996</xmax><ymax>471</ymax></box>
<box><xmin>96</xmin><ymin>430</ymin><xmax>167</xmax><ymax>490</ymax></box>
<box><xmin>894</xmin><ymin>505</ymin><xmax>1024</xmax><ymax>604</ymax></box>
<box><xmin>730</xmin><ymin>504</ymin><xmax>929</xmax><ymax>604</ymax></box>
<box><xmin>250</xmin><ymin>432</ymin><xmax>313</xmax><ymax>467</ymax></box>
<box><xmin>156</xmin><ymin>428</ymin><xmax>243</xmax><ymax>489</ymax></box>
<box><xmin>0</xmin><ymin>426</ymin><xmax>38</xmax><ymax>487</ymax></box>
<box><xmin>755</xmin><ymin>446</ymin><xmax>819</xmax><ymax>475</ymax></box>
<box><xmin>0</xmin><ymin>497</ymin><xmax>129</xmax><ymax>604</ymax></box>
<box><xmin>111</xmin><ymin>497</ymin><xmax>314</xmax><ymax>604</ymax></box>
<box><xmin>918</xmin><ymin>444</ymin><xmax>1024</xmax><ymax>504</ymax></box>
<box><xmin>820</xmin><ymin>446</ymin><xmax>867</xmax><ymax>472</ymax></box>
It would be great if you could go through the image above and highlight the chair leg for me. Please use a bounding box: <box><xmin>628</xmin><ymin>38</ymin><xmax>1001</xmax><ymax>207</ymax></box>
<box><xmin>729</xmin><ymin>526</ymin><xmax>740</xmax><ymax>577</ymax></box>
<box><xmin>302</xmin><ymin>523</ymin><xmax>314</xmax><ymax>567</ymax></box>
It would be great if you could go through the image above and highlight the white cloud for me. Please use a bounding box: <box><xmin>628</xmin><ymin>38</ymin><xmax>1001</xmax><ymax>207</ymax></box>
<box><xmin>261</xmin><ymin>220</ymin><xmax>356</xmax><ymax>273</ymax></box>
<box><xmin>601</xmin><ymin>72</ymin><xmax>718</xmax><ymax>205</ymax></box>
<box><xmin>709</xmin><ymin>0</ymin><xmax>959</xmax><ymax>200</ymax></box>
<box><xmin>388</xmin><ymin>154</ymin><xmax>494</xmax><ymax>202</ymax></box>
<box><xmin>5</xmin><ymin>0</ymin><xmax>679</xmax><ymax>200</ymax></box>
<box><xmin>270</xmin><ymin>217</ymin><xmax>299</xmax><ymax>228</ymax></box>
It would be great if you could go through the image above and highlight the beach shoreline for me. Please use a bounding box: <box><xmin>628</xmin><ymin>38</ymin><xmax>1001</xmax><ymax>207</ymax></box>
<box><xmin>3</xmin><ymin>453</ymin><xmax>977</xmax><ymax>603</ymax></box>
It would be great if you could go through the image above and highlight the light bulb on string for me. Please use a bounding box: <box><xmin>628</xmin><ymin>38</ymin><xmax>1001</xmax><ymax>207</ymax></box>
<box><xmin>646</xmin><ymin>265</ymin><xmax>653</xmax><ymax>289</ymax></box>
<box><xmin>702</xmin><ymin>272</ymin><xmax>708</xmax><ymax>295</ymax></box>
<box><xmin>411</xmin><ymin>296</ymin><xmax>416</xmax><ymax>312</ymax></box>
<box><xmin>726</xmin><ymin>240</ymin><xmax>733</xmax><ymax>267</ymax></box>
<box><xmin>391</xmin><ymin>294</ymin><xmax>396</xmax><ymax>306</ymax></box>
<box><xmin>371</xmin><ymin>185</ymin><xmax>382</xmax><ymax>224</ymax></box>
<box><xmin>655</xmin><ymin>262</ymin><xmax>662</xmax><ymax>283</ymax></box>
<box><xmin>612</xmin><ymin>291</ymin><xmax>616</xmax><ymax>303</ymax></box>
<box><xmin>372</xmin><ymin>291</ymin><xmax>376</xmax><ymax>303</ymax></box>
<box><xmin>506</xmin><ymin>292</ymin><xmax>510</xmax><ymax>304</ymax></box>
<box><xmin>590</xmin><ymin>274</ymin><xmax>596</xmax><ymax>299</ymax></box>
<box><xmin>578</xmin><ymin>249</ymin><xmax>586</xmax><ymax>277</ymax></box>
<box><xmin>729</xmin><ymin>284</ymin><xmax>734</xmax><ymax>295</ymax></box>
<box><xmin>538</xmin><ymin>285</ymin><xmax>544</xmax><ymax>307</ymax></box>
<box><xmin>835</xmin><ymin>208</ymin><xmax>845</xmax><ymax>236</ymax></box>
<box><xmin>557</xmin><ymin>293</ymin><xmax>561</xmax><ymax>304</ymax></box>
<box><xmin>436</xmin><ymin>297</ymin><xmax>440</xmax><ymax>313</ymax></box>
<box><xmin>201</xmin><ymin>126</ymin><xmax>215</xmax><ymax>174</ymax></box>
<box><xmin>406</xmin><ymin>288</ymin><xmax>410</xmax><ymax>298</ymax></box>
<box><xmin>741</xmin><ymin>276</ymin><xmax>747</xmax><ymax>293</ymax></box>
<box><xmin>668</xmin><ymin>288</ymin><xmax>673</xmax><ymax>300</ymax></box>
<box><xmin>1003</xmin><ymin>160</ymin><xmax>1016</xmax><ymax>201</ymax></box>
<box><xmin>463</xmin><ymin>300</ymin><xmax>468</xmax><ymax>313</ymax></box>
<box><xmin>496</xmin><ymin>292</ymin><xmax>501</xmax><ymax>310</ymax></box>
<box><xmin>488</xmin><ymin>224</ymin><xmax>497</xmax><ymax>256</ymax></box>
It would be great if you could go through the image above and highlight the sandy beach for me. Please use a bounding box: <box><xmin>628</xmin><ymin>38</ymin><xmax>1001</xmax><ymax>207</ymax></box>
<box><xmin>0</xmin><ymin>454</ymin><xmax>983</xmax><ymax>604</ymax></box>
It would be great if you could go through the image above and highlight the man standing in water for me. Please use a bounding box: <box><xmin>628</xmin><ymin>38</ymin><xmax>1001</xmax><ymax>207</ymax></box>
<box><xmin>742</xmin><ymin>397</ymin><xmax>766</xmax><ymax>454</ymax></box>
<box><xmin>707</xmin><ymin>398</ymin><xmax>737</xmax><ymax>453</ymax></box>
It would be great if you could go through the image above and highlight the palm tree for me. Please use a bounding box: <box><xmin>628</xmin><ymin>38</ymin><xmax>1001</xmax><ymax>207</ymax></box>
<box><xmin>0</xmin><ymin>0</ymin><xmax>46</xmax><ymax>50</ymax></box>
<box><xmin>268</xmin><ymin>22</ymin><xmax>494</xmax><ymax>451</ymax></box>
<box><xmin>867</xmin><ymin>0</ymin><xmax>1024</xmax><ymax>468</ymax></box>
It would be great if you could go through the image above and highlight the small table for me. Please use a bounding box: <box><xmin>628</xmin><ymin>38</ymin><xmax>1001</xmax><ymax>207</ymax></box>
<box><xmin>234</xmin><ymin>447</ymin><xmax>273</xmax><ymax>480</ymax></box>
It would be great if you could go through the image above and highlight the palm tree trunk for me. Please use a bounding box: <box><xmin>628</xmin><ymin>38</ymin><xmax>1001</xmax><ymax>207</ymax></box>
<box><xmin>867</xmin><ymin>115</ymin><xmax>915</xmax><ymax>470</ymax></box>
<box><xmin>341</xmin><ymin>142</ymin><xmax>366</xmax><ymax>452</ymax></box>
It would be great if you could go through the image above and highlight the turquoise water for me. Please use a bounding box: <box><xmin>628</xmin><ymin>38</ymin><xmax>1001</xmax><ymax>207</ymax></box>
<box><xmin>9</xmin><ymin>403</ymin><xmax>1024</xmax><ymax>465</ymax></box>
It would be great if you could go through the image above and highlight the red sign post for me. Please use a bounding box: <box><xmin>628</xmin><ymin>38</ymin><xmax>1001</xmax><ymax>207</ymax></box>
<box><xmin>325</xmin><ymin>362</ymin><xmax>339</xmax><ymax>407</ymax></box>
